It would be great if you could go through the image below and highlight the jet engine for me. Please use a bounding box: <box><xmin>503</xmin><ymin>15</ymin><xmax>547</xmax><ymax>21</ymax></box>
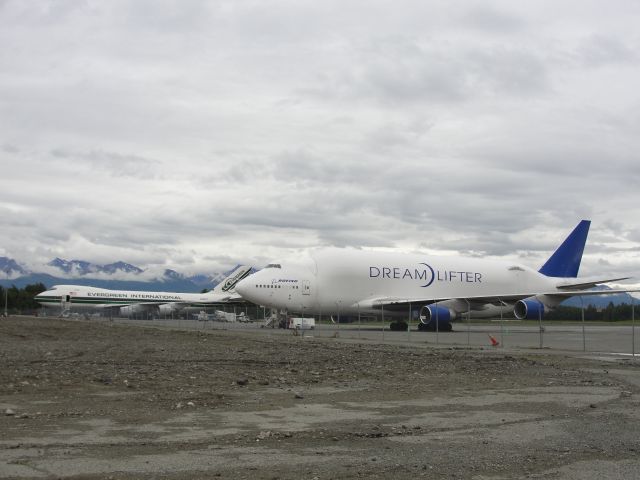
<box><xmin>514</xmin><ymin>299</ymin><xmax>545</xmax><ymax>320</ymax></box>
<box><xmin>119</xmin><ymin>304</ymin><xmax>147</xmax><ymax>316</ymax></box>
<box><xmin>158</xmin><ymin>303</ymin><xmax>184</xmax><ymax>315</ymax></box>
<box><xmin>418</xmin><ymin>305</ymin><xmax>455</xmax><ymax>332</ymax></box>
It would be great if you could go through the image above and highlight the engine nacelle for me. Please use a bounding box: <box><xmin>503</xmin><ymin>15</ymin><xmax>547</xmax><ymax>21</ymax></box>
<box><xmin>119</xmin><ymin>304</ymin><xmax>146</xmax><ymax>316</ymax></box>
<box><xmin>514</xmin><ymin>299</ymin><xmax>545</xmax><ymax>320</ymax></box>
<box><xmin>158</xmin><ymin>303</ymin><xmax>184</xmax><ymax>315</ymax></box>
<box><xmin>418</xmin><ymin>305</ymin><xmax>454</xmax><ymax>332</ymax></box>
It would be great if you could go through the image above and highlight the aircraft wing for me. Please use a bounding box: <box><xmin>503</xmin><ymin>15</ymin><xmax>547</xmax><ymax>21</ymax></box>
<box><xmin>542</xmin><ymin>288</ymin><xmax>640</xmax><ymax>301</ymax></box>
<box><xmin>359</xmin><ymin>288</ymin><xmax>640</xmax><ymax>311</ymax></box>
<box><xmin>357</xmin><ymin>293</ymin><xmax>534</xmax><ymax>311</ymax></box>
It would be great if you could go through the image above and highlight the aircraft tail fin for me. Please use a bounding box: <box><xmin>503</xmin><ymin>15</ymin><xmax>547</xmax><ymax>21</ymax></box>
<box><xmin>211</xmin><ymin>265</ymin><xmax>253</xmax><ymax>294</ymax></box>
<box><xmin>538</xmin><ymin>220</ymin><xmax>590</xmax><ymax>278</ymax></box>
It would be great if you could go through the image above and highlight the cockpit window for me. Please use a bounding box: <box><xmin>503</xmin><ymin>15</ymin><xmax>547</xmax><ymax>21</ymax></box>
<box><xmin>265</xmin><ymin>263</ymin><xmax>282</xmax><ymax>269</ymax></box>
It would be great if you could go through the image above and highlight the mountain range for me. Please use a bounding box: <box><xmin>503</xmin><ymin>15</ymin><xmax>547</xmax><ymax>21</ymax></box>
<box><xmin>0</xmin><ymin>256</ymin><xmax>240</xmax><ymax>292</ymax></box>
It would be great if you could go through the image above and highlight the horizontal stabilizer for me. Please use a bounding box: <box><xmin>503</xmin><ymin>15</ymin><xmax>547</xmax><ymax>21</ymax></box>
<box><xmin>555</xmin><ymin>277</ymin><xmax>631</xmax><ymax>291</ymax></box>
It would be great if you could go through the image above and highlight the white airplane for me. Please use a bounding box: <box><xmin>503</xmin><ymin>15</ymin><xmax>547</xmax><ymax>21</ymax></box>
<box><xmin>235</xmin><ymin>221</ymin><xmax>635</xmax><ymax>331</ymax></box>
<box><xmin>35</xmin><ymin>265</ymin><xmax>253</xmax><ymax>317</ymax></box>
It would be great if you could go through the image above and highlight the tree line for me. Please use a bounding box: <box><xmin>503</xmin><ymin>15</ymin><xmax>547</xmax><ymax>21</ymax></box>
<box><xmin>550</xmin><ymin>303</ymin><xmax>637</xmax><ymax>322</ymax></box>
<box><xmin>0</xmin><ymin>283</ymin><xmax>47</xmax><ymax>314</ymax></box>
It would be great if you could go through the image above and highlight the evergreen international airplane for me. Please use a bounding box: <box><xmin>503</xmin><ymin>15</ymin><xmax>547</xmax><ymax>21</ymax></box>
<box><xmin>35</xmin><ymin>265</ymin><xmax>252</xmax><ymax>317</ymax></box>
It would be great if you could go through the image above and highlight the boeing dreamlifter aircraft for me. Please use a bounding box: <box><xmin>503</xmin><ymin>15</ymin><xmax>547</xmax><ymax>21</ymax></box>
<box><xmin>235</xmin><ymin>221</ymin><xmax>633</xmax><ymax>331</ymax></box>
<box><xmin>35</xmin><ymin>265</ymin><xmax>252</xmax><ymax>317</ymax></box>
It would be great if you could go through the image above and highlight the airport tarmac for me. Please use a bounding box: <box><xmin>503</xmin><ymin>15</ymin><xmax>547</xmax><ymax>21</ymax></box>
<box><xmin>1</xmin><ymin>316</ymin><xmax>640</xmax><ymax>479</ymax></box>
<box><xmin>105</xmin><ymin>316</ymin><xmax>640</xmax><ymax>358</ymax></box>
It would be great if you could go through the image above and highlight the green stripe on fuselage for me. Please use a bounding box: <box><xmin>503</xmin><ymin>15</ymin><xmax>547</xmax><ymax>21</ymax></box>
<box><xmin>35</xmin><ymin>297</ymin><xmax>226</xmax><ymax>308</ymax></box>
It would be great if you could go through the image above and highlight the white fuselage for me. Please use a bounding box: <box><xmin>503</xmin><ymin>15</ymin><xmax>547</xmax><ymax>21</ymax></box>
<box><xmin>235</xmin><ymin>248</ymin><xmax>562</xmax><ymax>317</ymax></box>
<box><xmin>35</xmin><ymin>285</ymin><xmax>234</xmax><ymax>312</ymax></box>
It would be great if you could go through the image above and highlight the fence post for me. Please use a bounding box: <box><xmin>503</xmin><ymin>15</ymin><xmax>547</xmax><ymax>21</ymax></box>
<box><xmin>538</xmin><ymin>300</ymin><xmax>543</xmax><ymax>349</ymax></box>
<box><xmin>499</xmin><ymin>298</ymin><xmax>504</xmax><ymax>348</ymax></box>
<box><xmin>632</xmin><ymin>296</ymin><xmax>635</xmax><ymax>359</ymax></box>
<box><xmin>580</xmin><ymin>296</ymin><xmax>586</xmax><ymax>352</ymax></box>
<box><xmin>464</xmin><ymin>299</ymin><xmax>471</xmax><ymax>346</ymax></box>
<box><xmin>407</xmin><ymin>302</ymin><xmax>411</xmax><ymax>343</ymax></box>
<box><xmin>435</xmin><ymin>300</ymin><xmax>439</xmax><ymax>345</ymax></box>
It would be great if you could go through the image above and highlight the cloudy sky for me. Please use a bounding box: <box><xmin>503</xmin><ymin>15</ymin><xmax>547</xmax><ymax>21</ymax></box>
<box><xmin>1</xmin><ymin>0</ymin><xmax>639</xmax><ymax>281</ymax></box>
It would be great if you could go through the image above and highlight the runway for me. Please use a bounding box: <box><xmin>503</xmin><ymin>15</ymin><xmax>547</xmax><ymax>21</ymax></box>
<box><xmin>94</xmin><ymin>316</ymin><xmax>640</xmax><ymax>359</ymax></box>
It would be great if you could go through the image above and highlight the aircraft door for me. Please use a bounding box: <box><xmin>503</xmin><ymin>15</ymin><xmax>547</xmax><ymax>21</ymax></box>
<box><xmin>302</xmin><ymin>280</ymin><xmax>311</xmax><ymax>295</ymax></box>
<box><xmin>61</xmin><ymin>294</ymin><xmax>72</xmax><ymax>312</ymax></box>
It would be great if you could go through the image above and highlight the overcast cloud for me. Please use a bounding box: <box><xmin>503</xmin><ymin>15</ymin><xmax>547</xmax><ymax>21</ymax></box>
<box><xmin>1</xmin><ymin>0</ymin><xmax>639</xmax><ymax>282</ymax></box>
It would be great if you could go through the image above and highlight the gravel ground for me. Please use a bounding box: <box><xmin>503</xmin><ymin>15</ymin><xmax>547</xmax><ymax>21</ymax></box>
<box><xmin>1</xmin><ymin>316</ymin><xmax>639</xmax><ymax>479</ymax></box>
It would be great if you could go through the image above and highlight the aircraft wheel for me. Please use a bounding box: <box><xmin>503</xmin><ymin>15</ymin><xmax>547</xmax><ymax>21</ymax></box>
<box><xmin>389</xmin><ymin>321</ymin><xmax>408</xmax><ymax>331</ymax></box>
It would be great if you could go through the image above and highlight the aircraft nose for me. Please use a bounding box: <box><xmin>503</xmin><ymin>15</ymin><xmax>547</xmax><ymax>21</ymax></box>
<box><xmin>234</xmin><ymin>278</ymin><xmax>250</xmax><ymax>298</ymax></box>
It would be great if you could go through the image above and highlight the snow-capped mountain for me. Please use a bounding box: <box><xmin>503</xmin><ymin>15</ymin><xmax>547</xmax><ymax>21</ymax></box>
<box><xmin>187</xmin><ymin>274</ymin><xmax>213</xmax><ymax>289</ymax></box>
<box><xmin>100</xmin><ymin>261</ymin><xmax>144</xmax><ymax>275</ymax></box>
<box><xmin>0</xmin><ymin>257</ymin><xmax>244</xmax><ymax>292</ymax></box>
<box><xmin>0</xmin><ymin>257</ymin><xmax>27</xmax><ymax>278</ymax></box>
<box><xmin>47</xmin><ymin>258</ymin><xmax>143</xmax><ymax>276</ymax></box>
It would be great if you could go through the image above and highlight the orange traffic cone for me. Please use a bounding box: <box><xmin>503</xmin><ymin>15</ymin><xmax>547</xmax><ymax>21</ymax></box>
<box><xmin>488</xmin><ymin>334</ymin><xmax>499</xmax><ymax>347</ymax></box>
